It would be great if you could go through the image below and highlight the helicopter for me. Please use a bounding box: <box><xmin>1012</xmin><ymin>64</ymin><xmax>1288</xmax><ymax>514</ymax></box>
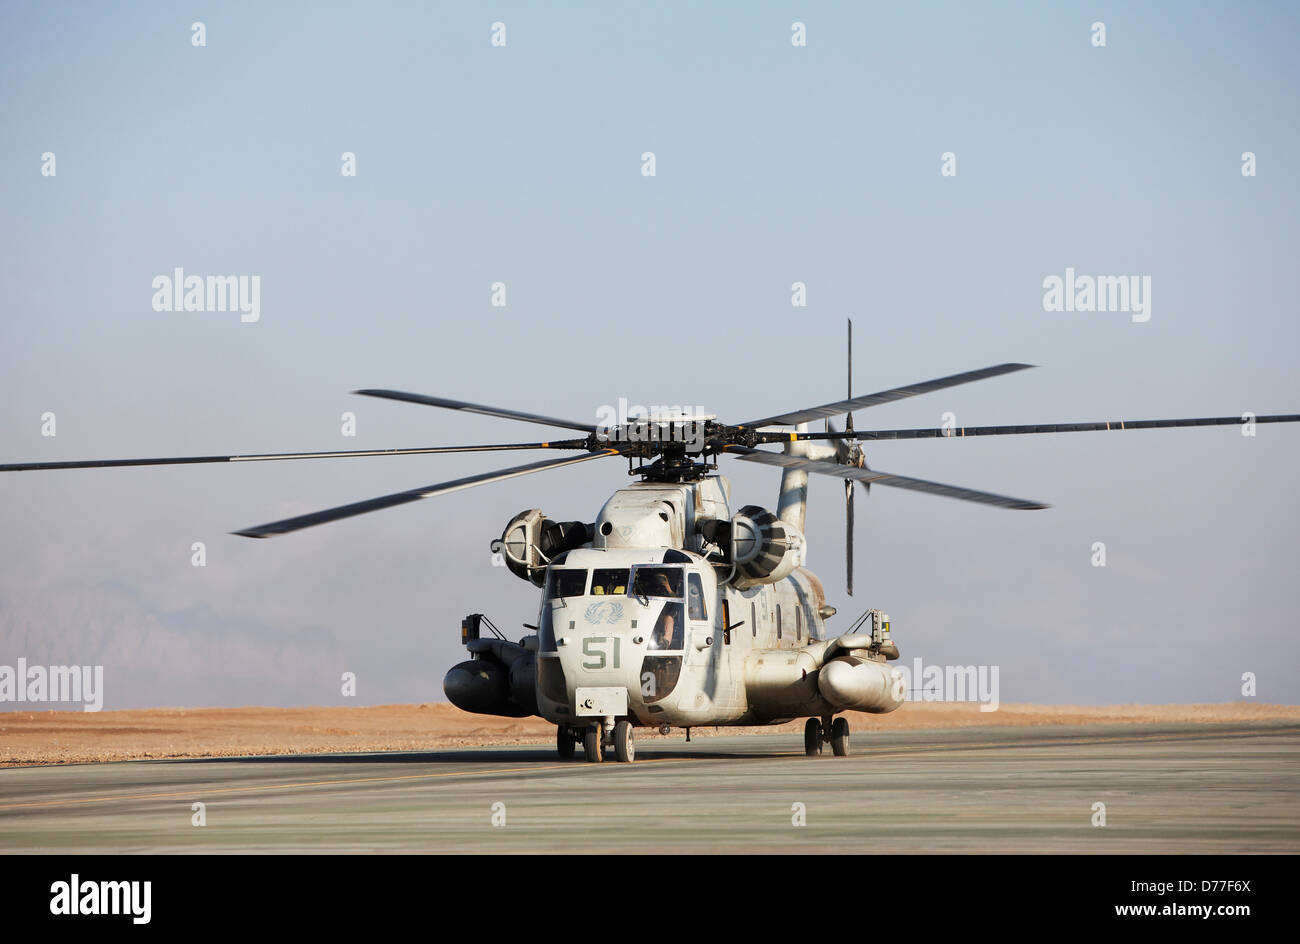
<box><xmin>3</xmin><ymin>322</ymin><xmax>1296</xmax><ymax>763</ymax></box>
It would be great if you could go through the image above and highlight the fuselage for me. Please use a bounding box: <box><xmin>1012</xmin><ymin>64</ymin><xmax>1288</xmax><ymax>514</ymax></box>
<box><xmin>444</xmin><ymin>472</ymin><xmax>905</xmax><ymax>733</ymax></box>
<box><xmin>534</xmin><ymin>545</ymin><xmax>841</xmax><ymax>727</ymax></box>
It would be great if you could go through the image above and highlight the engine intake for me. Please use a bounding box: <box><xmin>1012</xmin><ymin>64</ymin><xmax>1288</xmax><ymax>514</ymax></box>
<box><xmin>730</xmin><ymin>504</ymin><xmax>805</xmax><ymax>588</ymax></box>
<box><xmin>496</xmin><ymin>509</ymin><xmax>592</xmax><ymax>585</ymax></box>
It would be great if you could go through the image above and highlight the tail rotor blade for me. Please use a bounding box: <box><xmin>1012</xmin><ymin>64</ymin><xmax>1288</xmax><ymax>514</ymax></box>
<box><xmin>846</xmin><ymin>477</ymin><xmax>855</xmax><ymax>596</ymax></box>
<box><xmin>845</xmin><ymin>319</ymin><xmax>854</xmax><ymax>436</ymax></box>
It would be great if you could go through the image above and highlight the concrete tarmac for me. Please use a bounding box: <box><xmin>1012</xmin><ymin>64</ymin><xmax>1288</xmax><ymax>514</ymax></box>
<box><xmin>2</xmin><ymin>721</ymin><xmax>1296</xmax><ymax>853</ymax></box>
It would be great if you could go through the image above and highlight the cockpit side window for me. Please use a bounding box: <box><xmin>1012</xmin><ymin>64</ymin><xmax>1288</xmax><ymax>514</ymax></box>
<box><xmin>687</xmin><ymin>572</ymin><xmax>707</xmax><ymax>621</ymax></box>
<box><xmin>648</xmin><ymin>601</ymin><xmax>684</xmax><ymax>650</ymax></box>
<box><xmin>546</xmin><ymin>568</ymin><xmax>588</xmax><ymax>599</ymax></box>
<box><xmin>591</xmin><ymin>568</ymin><xmax>629</xmax><ymax>596</ymax></box>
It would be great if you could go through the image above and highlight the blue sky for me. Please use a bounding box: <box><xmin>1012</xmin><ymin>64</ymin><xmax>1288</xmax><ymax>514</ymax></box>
<box><xmin>1</xmin><ymin>1</ymin><xmax>1297</xmax><ymax>709</ymax></box>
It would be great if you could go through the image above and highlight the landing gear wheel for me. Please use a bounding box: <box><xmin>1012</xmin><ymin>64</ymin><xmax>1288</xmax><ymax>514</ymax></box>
<box><xmin>557</xmin><ymin>726</ymin><xmax>576</xmax><ymax>759</ymax></box>
<box><xmin>614</xmin><ymin>720</ymin><xmax>636</xmax><ymax>763</ymax></box>
<box><xmin>583</xmin><ymin>724</ymin><xmax>604</xmax><ymax>763</ymax></box>
<box><xmin>804</xmin><ymin>718</ymin><xmax>823</xmax><ymax>756</ymax></box>
<box><xmin>831</xmin><ymin>716</ymin><xmax>850</xmax><ymax>757</ymax></box>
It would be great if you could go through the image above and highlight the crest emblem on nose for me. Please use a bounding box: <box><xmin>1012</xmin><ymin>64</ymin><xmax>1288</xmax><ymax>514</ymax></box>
<box><xmin>584</xmin><ymin>601</ymin><xmax>623</xmax><ymax>625</ymax></box>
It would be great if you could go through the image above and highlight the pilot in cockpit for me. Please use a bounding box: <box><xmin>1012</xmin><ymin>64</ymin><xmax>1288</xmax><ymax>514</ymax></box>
<box><xmin>652</xmin><ymin>611</ymin><xmax>676</xmax><ymax>649</ymax></box>
<box><xmin>650</xmin><ymin>572</ymin><xmax>679</xmax><ymax>648</ymax></box>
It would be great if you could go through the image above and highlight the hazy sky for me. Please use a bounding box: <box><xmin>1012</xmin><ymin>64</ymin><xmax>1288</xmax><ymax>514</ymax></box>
<box><xmin>1</xmin><ymin>1</ymin><xmax>1297</xmax><ymax>710</ymax></box>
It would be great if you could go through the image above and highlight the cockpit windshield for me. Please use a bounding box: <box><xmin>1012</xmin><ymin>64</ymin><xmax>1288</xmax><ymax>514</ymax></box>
<box><xmin>546</xmin><ymin>568</ymin><xmax>587</xmax><ymax>599</ymax></box>
<box><xmin>631</xmin><ymin>567</ymin><xmax>683</xmax><ymax>598</ymax></box>
<box><xmin>590</xmin><ymin>568</ymin><xmax>629</xmax><ymax>596</ymax></box>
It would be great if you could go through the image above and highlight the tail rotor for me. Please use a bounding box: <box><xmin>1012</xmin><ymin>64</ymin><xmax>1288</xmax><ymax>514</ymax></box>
<box><xmin>832</xmin><ymin>319</ymin><xmax>868</xmax><ymax>595</ymax></box>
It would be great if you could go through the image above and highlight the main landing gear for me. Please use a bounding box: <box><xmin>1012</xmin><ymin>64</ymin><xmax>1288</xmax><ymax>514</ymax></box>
<box><xmin>805</xmin><ymin>716</ymin><xmax>850</xmax><ymax>757</ymax></box>
<box><xmin>557</xmin><ymin>725</ymin><xmax>577</xmax><ymax>759</ymax></box>
<box><xmin>558</xmin><ymin>720</ymin><xmax>637</xmax><ymax>763</ymax></box>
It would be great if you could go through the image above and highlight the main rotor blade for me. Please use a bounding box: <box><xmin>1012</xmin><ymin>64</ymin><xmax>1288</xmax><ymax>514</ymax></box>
<box><xmin>355</xmin><ymin>389</ymin><xmax>597</xmax><ymax>434</ymax></box>
<box><xmin>723</xmin><ymin>445</ymin><xmax>1047</xmax><ymax>510</ymax></box>
<box><xmin>735</xmin><ymin>363</ymin><xmax>1033</xmax><ymax>430</ymax></box>
<box><xmin>849</xmin><ymin>413</ymin><xmax>1300</xmax><ymax>440</ymax></box>
<box><xmin>0</xmin><ymin>440</ymin><xmax>588</xmax><ymax>473</ymax></box>
<box><xmin>233</xmin><ymin>449</ymin><xmax>620</xmax><ymax>538</ymax></box>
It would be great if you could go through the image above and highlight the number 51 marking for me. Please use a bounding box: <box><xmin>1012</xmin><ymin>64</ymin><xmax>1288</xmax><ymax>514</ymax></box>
<box><xmin>582</xmin><ymin>636</ymin><xmax>622</xmax><ymax>670</ymax></box>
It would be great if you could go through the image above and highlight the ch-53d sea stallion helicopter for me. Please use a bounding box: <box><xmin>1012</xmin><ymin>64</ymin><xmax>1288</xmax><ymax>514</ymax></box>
<box><xmin>4</xmin><ymin>323</ymin><xmax>1297</xmax><ymax>763</ymax></box>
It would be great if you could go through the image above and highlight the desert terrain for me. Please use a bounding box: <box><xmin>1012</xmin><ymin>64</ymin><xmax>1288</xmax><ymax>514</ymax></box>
<box><xmin>2</xmin><ymin>701</ymin><xmax>1296</xmax><ymax>767</ymax></box>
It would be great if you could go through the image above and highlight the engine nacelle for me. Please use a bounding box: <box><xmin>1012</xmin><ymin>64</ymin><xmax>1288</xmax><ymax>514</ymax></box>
<box><xmin>730</xmin><ymin>504</ymin><xmax>806</xmax><ymax>588</ymax></box>
<box><xmin>495</xmin><ymin>509</ymin><xmax>592</xmax><ymax>585</ymax></box>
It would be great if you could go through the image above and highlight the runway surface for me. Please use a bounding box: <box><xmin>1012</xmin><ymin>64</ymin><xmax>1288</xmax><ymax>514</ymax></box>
<box><xmin>2</xmin><ymin>721</ymin><xmax>1297</xmax><ymax>853</ymax></box>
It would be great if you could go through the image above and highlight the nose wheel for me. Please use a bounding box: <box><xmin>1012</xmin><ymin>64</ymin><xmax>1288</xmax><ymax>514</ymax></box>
<box><xmin>583</xmin><ymin>723</ymin><xmax>605</xmax><ymax>762</ymax></box>
<box><xmin>582</xmin><ymin>720</ymin><xmax>637</xmax><ymax>763</ymax></box>
<box><xmin>557</xmin><ymin>726</ymin><xmax>577</xmax><ymax>759</ymax></box>
<box><xmin>614</xmin><ymin>719</ymin><xmax>635</xmax><ymax>763</ymax></box>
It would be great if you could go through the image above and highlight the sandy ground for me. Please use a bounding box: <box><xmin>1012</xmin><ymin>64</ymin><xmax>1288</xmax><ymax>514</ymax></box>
<box><xmin>1</xmin><ymin>701</ymin><xmax>1296</xmax><ymax>767</ymax></box>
